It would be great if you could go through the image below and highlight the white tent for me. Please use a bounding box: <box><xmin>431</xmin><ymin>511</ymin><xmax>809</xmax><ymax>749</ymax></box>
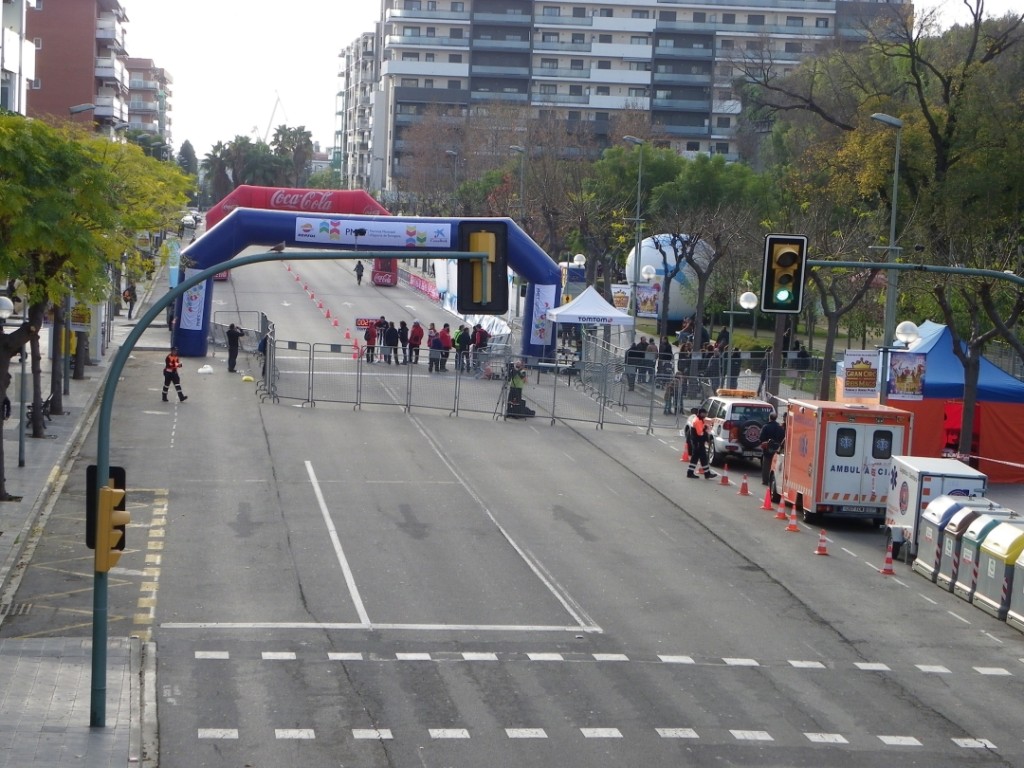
<box><xmin>546</xmin><ymin>286</ymin><xmax>634</xmax><ymax>326</ymax></box>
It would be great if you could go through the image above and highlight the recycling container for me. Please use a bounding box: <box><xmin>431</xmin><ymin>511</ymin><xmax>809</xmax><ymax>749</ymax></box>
<box><xmin>935</xmin><ymin>508</ymin><xmax>981</xmax><ymax>592</ymax></box>
<box><xmin>954</xmin><ymin>515</ymin><xmax>1006</xmax><ymax>603</ymax></box>
<box><xmin>912</xmin><ymin>497</ymin><xmax>971</xmax><ymax>582</ymax></box>
<box><xmin>972</xmin><ymin>522</ymin><xmax>1024</xmax><ymax>620</ymax></box>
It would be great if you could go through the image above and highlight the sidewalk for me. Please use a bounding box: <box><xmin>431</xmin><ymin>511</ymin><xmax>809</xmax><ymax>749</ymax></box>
<box><xmin>0</xmin><ymin>269</ymin><xmax>172</xmax><ymax>768</ymax></box>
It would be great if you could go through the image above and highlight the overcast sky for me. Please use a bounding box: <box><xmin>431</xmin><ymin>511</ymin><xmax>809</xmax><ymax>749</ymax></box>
<box><xmin>125</xmin><ymin>0</ymin><xmax>1017</xmax><ymax>162</ymax></box>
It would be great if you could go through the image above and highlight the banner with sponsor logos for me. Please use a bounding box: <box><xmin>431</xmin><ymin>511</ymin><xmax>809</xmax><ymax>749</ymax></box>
<box><xmin>294</xmin><ymin>217</ymin><xmax>452</xmax><ymax>249</ymax></box>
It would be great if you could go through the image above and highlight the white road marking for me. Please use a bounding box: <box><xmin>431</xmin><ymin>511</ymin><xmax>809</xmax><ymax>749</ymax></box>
<box><xmin>855</xmin><ymin>662</ymin><xmax>890</xmax><ymax>671</ymax></box>
<box><xmin>916</xmin><ymin>664</ymin><xmax>951</xmax><ymax>674</ymax></box>
<box><xmin>194</xmin><ymin>651</ymin><xmax>229</xmax><ymax>660</ymax></box>
<box><xmin>198</xmin><ymin>729</ymin><xmax>238</xmax><ymax>739</ymax></box>
<box><xmin>305</xmin><ymin>461</ymin><xmax>371</xmax><ymax>626</ymax></box>
<box><xmin>974</xmin><ymin>667</ymin><xmax>1010</xmax><ymax>676</ymax></box>
<box><xmin>878</xmin><ymin>735</ymin><xmax>922</xmax><ymax>746</ymax></box>
<box><xmin>527</xmin><ymin>652</ymin><xmax>564</xmax><ymax>661</ymax></box>
<box><xmin>581</xmin><ymin>728</ymin><xmax>622</xmax><ymax>738</ymax></box>
<box><xmin>506</xmin><ymin>728</ymin><xmax>547</xmax><ymax>738</ymax></box>
<box><xmin>659</xmin><ymin>655</ymin><xmax>695</xmax><ymax>664</ymax></box>
<box><xmin>462</xmin><ymin>652</ymin><xmax>498</xmax><ymax>661</ymax></box>
<box><xmin>918</xmin><ymin>593</ymin><xmax>938</xmax><ymax>604</ymax></box>
<box><xmin>429</xmin><ymin>728</ymin><xmax>470</xmax><ymax>739</ymax></box>
<box><xmin>262</xmin><ymin>651</ymin><xmax>296</xmax><ymax>660</ymax></box>
<box><xmin>353</xmin><ymin>728</ymin><xmax>393</xmax><ymax>740</ymax></box>
<box><xmin>163</xmin><ymin>621</ymin><xmax>595</xmax><ymax>632</ymax></box>
<box><xmin>328</xmin><ymin>652</ymin><xmax>363</xmax><ymax>661</ymax></box>
<box><xmin>789</xmin><ymin>660</ymin><xmax>826</xmax><ymax>669</ymax></box>
<box><xmin>396</xmin><ymin>652</ymin><xmax>431</xmax><ymax>660</ymax></box>
<box><xmin>593</xmin><ymin>653</ymin><xmax>629</xmax><ymax>661</ymax></box>
<box><xmin>947</xmin><ymin>611</ymin><xmax>971</xmax><ymax>624</ymax></box>
<box><xmin>805</xmin><ymin>732</ymin><xmax>848</xmax><ymax>743</ymax></box>
<box><xmin>275</xmin><ymin>728</ymin><xmax>314</xmax><ymax>739</ymax></box>
<box><xmin>724</xmin><ymin>657</ymin><xmax>759</xmax><ymax>666</ymax></box>
<box><xmin>731</xmin><ymin>730</ymin><xmax>773</xmax><ymax>741</ymax></box>
<box><xmin>953</xmin><ymin>737</ymin><xmax>997</xmax><ymax>748</ymax></box>
<box><xmin>657</xmin><ymin>728</ymin><xmax>699</xmax><ymax>739</ymax></box>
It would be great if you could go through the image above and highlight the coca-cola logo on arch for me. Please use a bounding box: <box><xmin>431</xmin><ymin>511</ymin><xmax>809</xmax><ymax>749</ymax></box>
<box><xmin>372</xmin><ymin>273</ymin><xmax>396</xmax><ymax>286</ymax></box>
<box><xmin>269</xmin><ymin>189</ymin><xmax>336</xmax><ymax>212</ymax></box>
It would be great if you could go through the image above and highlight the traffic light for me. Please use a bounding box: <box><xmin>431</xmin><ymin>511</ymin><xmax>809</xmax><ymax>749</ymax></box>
<box><xmin>457</xmin><ymin>221</ymin><xmax>509</xmax><ymax>315</ymax></box>
<box><xmin>760</xmin><ymin>234</ymin><xmax>808</xmax><ymax>313</ymax></box>
<box><xmin>95</xmin><ymin>482</ymin><xmax>129</xmax><ymax>573</ymax></box>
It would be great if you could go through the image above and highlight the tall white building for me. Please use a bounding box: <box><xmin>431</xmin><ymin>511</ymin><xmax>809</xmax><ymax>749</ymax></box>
<box><xmin>0</xmin><ymin>0</ymin><xmax>35</xmax><ymax>115</ymax></box>
<box><xmin>337</xmin><ymin>0</ymin><xmax>905</xmax><ymax>195</ymax></box>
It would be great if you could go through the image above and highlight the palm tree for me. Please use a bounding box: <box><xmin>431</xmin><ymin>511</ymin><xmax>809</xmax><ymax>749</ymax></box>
<box><xmin>201</xmin><ymin>142</ymin><xmax>232</xmax><ymax>203</ymax></box>
<box><xmin>271</xmin><ymin>125</ymin><xmax>314</xmax><ymax>187</ymax></box>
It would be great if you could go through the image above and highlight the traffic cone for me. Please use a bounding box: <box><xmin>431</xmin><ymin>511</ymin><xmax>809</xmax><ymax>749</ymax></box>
<box><xmin>295</xmin><ymin>273</ymin><xmax>300</xmax><ymax>281</ymax></box>
<box><xmin>720</xmin><ymin>465</ymin><xmax>730</xmax><ymax>486</ymax></box>
<box><xmin>879</xmin><ymin>542</ymin><xmax>897</xmax><ymax>575</ymax></box>
<box><xmin>286</xmin><ymin>264</ymin><xmax>291</xmax><ymax>271</ymax></box>
<box><xmin>760</xmin><ymin>489</ymin><xmax>774</xmax><ymax>511</ymax></box>
<box><xmin>737</xmin><ymin>475</ymin><xmax>751</xmax><ymax>496</ymax></box>
<box><xmin>332</xmin><ymin>318</ymin><xmax>339</xmax><ymax>327</ymax></box>
<box><xmin>317</xmin><ymin>300</ymin><xmax>323</xmax><ymax>309</ymax></box>
<box><xmin>344</xmin><ymin>328</ymin><xmax>351</xmax><ymax>340</ymax></box>
<box><xmin>774</xmin><ymin>503</ymin><xmax>788</xmax><ymax>520</ymax></box>
<box><xmin>814</xmin><ymin>529</ymin><xmax>829</xmax><ymax>555</ymax></box>
<box><xmin>680</xmin><ymin>443</ymin><xmax>690</xmax><ymax>463</ymax></box>
<box><xmin>785</xmin><ymin>509</ymin><xmax>800</xmax><ymax>532</ymax></box>
<box><xmin>324</xmin><ymin>308</ymin><xmax>331</xmax><ymax>319</ymax></box>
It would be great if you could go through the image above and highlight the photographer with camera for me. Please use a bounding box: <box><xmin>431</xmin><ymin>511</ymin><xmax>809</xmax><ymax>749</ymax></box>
<box><xmin>507</xmin><ymin>360</ymin><xmax>535</xmax><ymax>418</ymax></box>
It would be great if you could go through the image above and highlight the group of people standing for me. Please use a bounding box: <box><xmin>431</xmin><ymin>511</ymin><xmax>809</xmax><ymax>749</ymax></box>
<box><xmin>362</xmin><ymin>315</ymin><xmax>490</xmax><ymax>373</ymax></box>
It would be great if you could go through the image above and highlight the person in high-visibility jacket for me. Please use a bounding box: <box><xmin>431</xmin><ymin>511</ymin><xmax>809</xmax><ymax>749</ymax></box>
<box><xmin>686</xmin><ymin>408</ymin><xmax>717</xmax><ymax>479</ymax></box>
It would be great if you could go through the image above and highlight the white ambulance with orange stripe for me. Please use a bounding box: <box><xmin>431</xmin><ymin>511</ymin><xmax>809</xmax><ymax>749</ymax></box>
<box><xmin>770</xmin><ymin>399</ymin><xmax>914</xmax><ymax>525</ymax></box>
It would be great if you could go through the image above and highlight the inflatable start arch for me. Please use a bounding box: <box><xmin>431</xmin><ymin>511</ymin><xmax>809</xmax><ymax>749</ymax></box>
<box><xmin>179</xmin><ymin>186</ymin><xmax>562</xmax><ymax>359</ymax></box>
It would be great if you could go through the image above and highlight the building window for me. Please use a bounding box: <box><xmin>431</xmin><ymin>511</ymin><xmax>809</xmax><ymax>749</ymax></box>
<box><xmin>450</xmin><ymin>28</ymin><xmax>463</xmax><ymax>38</ymax></box>
<box><xmin>720</xmin><ymin>39</ymin><xmax>734</xmax><ymax>49</ymax></box>
<box><xmin>31</xmin><ymin>78</ymin><xmax>41</xmax><ymax>89</ymax></box>
<box><xmin>452</xmin><ymin>2</ymin><xmax>464</xmax><ymax>10</ymax></box>
<box><xmin>785</xmin><ymin>42</ymin><xmax>802</xmax><ymax>53</ymax></box>
<box><xmin>425</xmin><ymin>52</ymin><xmax>435</xmax><ymax>61</ymax></box>
<box><xmin>427</xmin><ymin>1</ymin><xmax>437</xmax><ymax>8</ymax></box>
<box><xmin>599</xmin><ymin>8</ymin><xmax>613</xmax><ymax>17</ymax></box>
<box><xmin>539</xmin><ymin>84</ymin><xmax>557</xmax><ymax>94</ymax></box>
<box><xmin>628</xmin><ymin>61</ymin><xmax>651</xmax><ymax>71</ymax></box>
<box><xmin>570</xmin><ymin>59</ymin><xmax>584</xmax><ymax>69</ymax></box>
<box><xmin>715</xmin><ymin>142</ymin><xmax>729</xmax><ymax>154</ymax></box>
<box><xmin>722</xmin><ymin>13</ymin><xmax>735</xmax><ymax>23</ymax></box>
<box><xmin>596</xmin><ymin>86</ymin><xmax>610</xmax><ymax>95</ymax></box>
<box><xmin>568</xmin><ymin>110</ymin><xmax>582</xmax><ymax>121</ymax></box>
<box><xmin>573</xmin><ymin>7</ymin><xmax>587</xmax><ymax>18</ymax></box>
<box><xmin>405</xmin><ymin>0</ymin><xmax>421</xmax><ymax>8</ymax></box>
<box><xmin>717</xmin><ymin>89</ymin><xmax>732</xmax><ymax>100</ymax></box>
<box><xmin>449</xmin><ymin>53</ymin><xmax>462</xmax><ymax>62</ymax></box>
<box><xmin>401</xmin><ymin>78</ymin><xmax>418</xmax><ymax>87</ymax></box>
<box><xmin>598</xmin><ymin>34</ymin><xmax>612</xmax><ymax>43</ymax></box>
<box><xmin>33</xmin><ymin>38</ymin><xmax>42</xmax><ymax>49</ymax></box>
<box><xmin>631</xmin><ymin>35</ymin><xmax>649</xmax><ymax>45</ymax></box>
<box><xmin>426</xmin><ymin>26</ymin><xmax>436</xmax><ymax>36</ymax></box>
<box><xmin>686</xmin><ymin>141</ymin><xmax>700</xmax><ymax>151</ymax></box>
<box><xmin>786</xmin><ymin>16</ymin><xmax>804</xmax><ymax>26</ymax></box>
<box><xmin>816</xmin><ymin>18</ymin><xmax>830</xmax><ymax>27</ymax></box>
<box><xmin>572</xmin><ymin>33</ymin><xmax>585</xmax><ymax>43</ymax></box>
<box><xmin>542</xmin><ymin>6</ymin><xmax>560</xmax><ymax>16</ymax></box>
<box><xmin>628</xmin><ymin>87</ymin><xmax>647</xmax><ymax>98</ymax></box>
<box><xmin>745</xmin><ymin>40</ymin><xmax>762</xmax><ymax>51</ymax></box>
<box><xmin>569</xmin><ymin>84</ymin><xmax>583</xmax><ymax>96</ymax></box>
<box><xmin>659</xmin><ymin>11</ymin><xmax>677</xmax><ymax>21</ymax></box>
<box><xmin>448</xmin><ymin>79</ymin><xmax>461</xmax><ymax>89</ymax></box>
<box><xmin>716</xmin><ymin>116</ymin><xmax>731</xmax><ymax>128</ymax></box>
<box><xmin>403</xmin><ymin>26</ymin><xmax>421</xmax><ymax>36</ymax></box>
<box><xmin>597</xmin><ymin>60</ymin><xmax>611</xmax><ymax>69</ymax></box>
<box><xmin>631</xmin><ymin>9</ymin><xmax>650</xmax><ymax>18</ymax></box>
<box><xmin>541</xmin><ymin>58</ymin><xmax>558</xmax><ymax>69</ymax></box>
<box><xmin>542</xmin><ymin>32</ymin><xmax>559</xmax><ymax>42</ymax></box>
<box><xmin>747</xmin><ymin>15</ymin><xmax>765</xmax><ymax>25</ymax></box>
<box><xmin>693</xmin><ymin>11</ymin><xmax>706</xmax><ymax>22</ymax></box>
<box><xmin>402</xmin><ymin>52</ymin><xmax>420</xmax><ymax>61</ymax></box>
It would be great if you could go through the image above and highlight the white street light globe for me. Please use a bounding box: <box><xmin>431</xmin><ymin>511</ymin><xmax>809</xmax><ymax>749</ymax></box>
<box><xmin>0</xmin><ymin>296</ymin><xmax>14</xmax><ymax>321</ymax></box>
<box><xmin>895</xmin><ymin>320</ymin><xmax>920</xmax><ymax>345</ymax></box>
<box><xmin>641</xmin><ymin>264</ymin><xmax>656</xmax><ymax>282</ymax></box>
<box><xmin>739</xmin><ymin>291</ymin><xmax>758</xmax><ymax>310</ymax></box>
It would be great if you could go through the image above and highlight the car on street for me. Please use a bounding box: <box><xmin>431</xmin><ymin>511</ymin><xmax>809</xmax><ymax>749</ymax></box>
<box><xmin>685</xmin><ymin>388</ymin><xmax>775</xmax><ymax>467</ymax></box>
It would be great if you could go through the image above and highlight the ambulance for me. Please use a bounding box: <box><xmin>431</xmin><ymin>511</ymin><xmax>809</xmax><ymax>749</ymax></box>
<box><xmin>770</xmin><ymin>400</ymin><xmax>914</xmax><ymax>524</ymax></box>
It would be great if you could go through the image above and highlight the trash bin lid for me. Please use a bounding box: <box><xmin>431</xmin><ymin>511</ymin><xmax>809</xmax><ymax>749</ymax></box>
<box><xmin>980</xmin><ymin>521</ymin><xmax>1024</xmax><ymax>561</ymax></box>
<box><xmin>943</xmin><ymin>508</ymin><xmax>981</xmax><ymax>537</ymax></box>
<box><xmin>922</xmin><ymin>496</ymin><xmax>967</xmax><ymax>528</ymax></box>
<box><xmin>964</xmin><ymin>514</ymin><xmax>1007</xmax><ymax>544</ymax></box>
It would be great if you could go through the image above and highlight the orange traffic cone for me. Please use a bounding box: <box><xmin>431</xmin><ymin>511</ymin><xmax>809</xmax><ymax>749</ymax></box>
<box><xmin>737</xmin><ymin>475</ymin><xmax>752</xmax><ymax>496</ymax></box>
<box><xmin>324</xmin><ymin>308</ymin><xmax>331</xmax><ymax>319</ymax></box>
<box><xmin>317</xmin><ymin>300</ymin><xmax>323</xmax><ymax>309</ymax></box>
<box><xmin>295</xmin><ymin>273</ymin><xmax>300</xmax><ymax>281</ymax></box>
<box><xmin>814</xmin><ymin>529</ymin><xmax>829</xmax><ymax>555</ymax></box>
<box><xmin>879</xmin><ymin>542</ymin><xmax>897</xmax><ymax>575</ymax></box>
<box><xmin>286</xmin><ymin>263</ymin><xmax>291</xmax><ymax>271</ymax></box>
<box><xmin>344</xmin><ymin>329</ymin><xmax>351</xmax><ymax>339</ymax></box>
<box><xmin>785</xmin><ymin>509</ymin><xmax>800</xmax><ymax>532</ymax></box>
<box><xmin>680</xmin><ymin>442</ymin><xmax>690</xmax><ymax>463</ymax></box>
<box><xmin>760</xmin><ymin>489</ymin><xmax>774</xmax><ymax>511</ymax></box>
<box><xmin>332</xmin><ymin>318</ymin><xmax>339</xmax><ymax>327</ymax></box>
<box><xmin>774</xmin><ymin>503</ymin><xmax>788</xmax><ymax>521</ymax></box>
<box><xmin>720</xmin><ymin>464</ymin><xmax>730</xmax><ymax>486</ymax></box>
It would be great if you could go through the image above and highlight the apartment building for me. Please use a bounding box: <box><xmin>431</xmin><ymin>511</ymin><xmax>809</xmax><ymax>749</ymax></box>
<box><xmin>1</xmin><ymin>0</ymin><xmax>35</xmax><ymax>114</ymax></box>
<box><xmin>337</xmin><ymin>30</ymin><xmax>382</xmax><ymax>192</ymax></box>
<box><xmin>338</xmin><ymin>0</ymin><xmax>904</xmax><ymax>194</ymax></box>
<box><xmin>125</xmin><ymin>57</ymin><xmax>172</xmax><ymax>145</ymax></box>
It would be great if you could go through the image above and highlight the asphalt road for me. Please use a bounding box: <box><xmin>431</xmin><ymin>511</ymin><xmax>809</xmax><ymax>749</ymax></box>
<box><xmin>4</xmin><ymin>253</ymin><xmax>1023</xmax><ymax>767</ymax></box>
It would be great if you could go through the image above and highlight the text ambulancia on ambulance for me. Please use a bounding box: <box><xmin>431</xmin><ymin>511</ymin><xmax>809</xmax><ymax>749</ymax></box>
<box><xmin>769</xmin><ymin>400</ymin><xmax>913</xmax><ymax>526</ymax></box>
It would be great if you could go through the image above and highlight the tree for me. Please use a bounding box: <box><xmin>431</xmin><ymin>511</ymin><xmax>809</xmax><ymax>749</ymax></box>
<box><xmin>271</xmin><ymin>125</ymin><xmax>314</xmax><ymax>187</ymax></box>
<box><xmin>201</xmin><ymin>142</ymin><xmax>232</xmax><ymax>204</ymax></box>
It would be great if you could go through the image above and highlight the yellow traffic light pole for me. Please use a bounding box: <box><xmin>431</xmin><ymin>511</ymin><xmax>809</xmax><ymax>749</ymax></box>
<box><xmin>89</xmin><ymin>247</ymin><xmax>492</xmax><ymax>726</ymax></box>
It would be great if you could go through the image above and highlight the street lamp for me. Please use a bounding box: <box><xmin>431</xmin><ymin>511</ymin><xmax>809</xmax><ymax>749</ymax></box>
<box><xmin>871</xmin><ymin>112</ymin><xmax>903</xmax><ymax>356</ymax></box>
<box><xmin>510</xmin><ymin>145</ymin><xmax>526</xmax><ymax>224</ymax></box>
<box><xmin>623</xmin><ymin>135</ymin><xmax>645</xmax><ymax>344</ymax></box>
<box><xmin>879</xmin><ymin>319</ymin><xmax>920</xmax><ymax>403</ymax></box>
<box><xmin>728</xmin><ymin>290</ymin><xmax>759</xmax><ymax>348</ymax></box>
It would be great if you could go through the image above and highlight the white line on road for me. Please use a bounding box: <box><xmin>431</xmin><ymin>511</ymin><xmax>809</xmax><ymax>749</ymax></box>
<box><xmin>305</xmin><ymin>460</ymin><xmax>371</xmax><ymax>626</ymax></box>
<box><xmin>163</xmin><ymin>621</ymin><xmax>593</xmax><ymax>632</ymax></box>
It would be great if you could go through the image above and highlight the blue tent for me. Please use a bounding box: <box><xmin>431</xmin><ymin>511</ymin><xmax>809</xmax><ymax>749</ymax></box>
<box><xmin>906</xmin><ymin>321</ymin><xmax>1024</xmax><ymax>403</ymax></box>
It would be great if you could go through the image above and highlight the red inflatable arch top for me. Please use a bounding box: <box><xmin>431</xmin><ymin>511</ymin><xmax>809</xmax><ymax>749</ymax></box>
<box><xmin>205</xmin><ymin>185</ymin><xmax>391</xmax><ymax>230</ymax></box>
